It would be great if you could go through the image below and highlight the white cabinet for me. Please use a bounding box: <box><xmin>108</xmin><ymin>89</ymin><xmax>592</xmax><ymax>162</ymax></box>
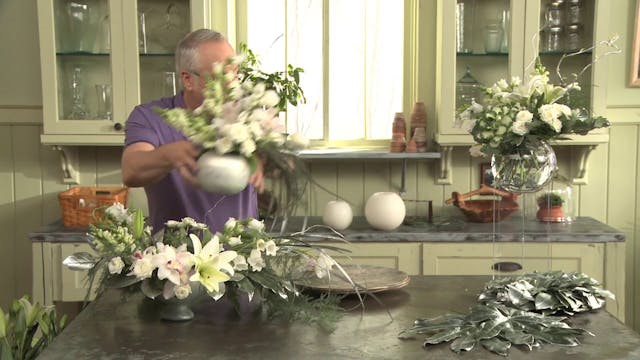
<box><xmin>36</xmin><ymin>0</ymin><xmax>232</xmax><ymax>145</ymax></box>
<box><xmin>434</xmin><ymin>0</ymin><xmax>611</xmax><ymax>147</ymax></box>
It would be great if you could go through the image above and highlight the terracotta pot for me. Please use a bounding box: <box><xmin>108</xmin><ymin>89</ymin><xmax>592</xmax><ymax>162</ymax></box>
<box><xmin>536</xmin><ymin>205</ymin><xmax>565</xmax><ymax>222</ymax></box>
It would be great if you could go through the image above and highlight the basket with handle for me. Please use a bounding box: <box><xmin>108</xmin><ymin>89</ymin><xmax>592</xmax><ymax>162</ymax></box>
<box><xmin>445</xmin><ymin>185</ymin><xmax>519</xmax><ymax>223</ymax></box>
<box><xmin>58</xmin><ymin>186</ymin><xmax>129</xmax><ymax>227</ymax></box>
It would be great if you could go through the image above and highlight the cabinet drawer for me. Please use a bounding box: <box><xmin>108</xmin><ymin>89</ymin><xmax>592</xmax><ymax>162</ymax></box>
<box><xmin>322</xmin><ymin>242</ymin><xmax>421</xmax><ymax>275</ymax></box>
<box><xmin>423</xmin><ymin>242</ymin><xmax>604</xmax><ymax>281</ymax></box>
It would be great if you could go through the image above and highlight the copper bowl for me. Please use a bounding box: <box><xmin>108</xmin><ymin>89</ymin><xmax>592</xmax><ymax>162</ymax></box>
<box><xmin>445</xmin><ymin>185</ymin><xmax>519</xmax><ymax>223</ymax></box>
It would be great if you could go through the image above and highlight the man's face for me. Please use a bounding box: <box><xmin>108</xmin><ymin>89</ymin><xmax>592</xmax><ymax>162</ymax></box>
<box><xmin>182</xmin><ymin>40</ymin><xmax>235</xmax><ymax>107</ymax></box>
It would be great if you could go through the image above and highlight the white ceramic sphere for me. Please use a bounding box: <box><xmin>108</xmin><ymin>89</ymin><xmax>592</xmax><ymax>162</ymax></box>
<box><xmin>364</xmin><ymin>192</ymin><xmax>406</xmax><ymax>231</ymax></box>
<box><xmin>322</xmin><ymin>200</ymin><xmax>353</xmax><ymax>230</ymax></box>
<box><xmin>197</xmin><ymin>152</ymin><xmax>251</xmax><ymax>195</ymax></box>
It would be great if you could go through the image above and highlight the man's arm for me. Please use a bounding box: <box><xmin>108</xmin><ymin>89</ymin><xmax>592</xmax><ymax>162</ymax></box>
<box><xmin>121</xmin><ymin>141</ymin><xmax>200</xmax><ymax>187</ymax></box>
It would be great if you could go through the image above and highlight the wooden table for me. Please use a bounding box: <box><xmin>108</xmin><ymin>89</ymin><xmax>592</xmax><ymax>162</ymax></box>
<box><xmin>38</xmin><ymin>276</ymin><xmax>640</xmax><ymax>359</ymax></box>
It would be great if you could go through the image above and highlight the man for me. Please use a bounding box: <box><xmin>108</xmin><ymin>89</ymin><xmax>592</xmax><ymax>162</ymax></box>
<box><xmin>122</xmin><ymin>29</ymin><xmax>263</xmax><ymax>233</ymax></box>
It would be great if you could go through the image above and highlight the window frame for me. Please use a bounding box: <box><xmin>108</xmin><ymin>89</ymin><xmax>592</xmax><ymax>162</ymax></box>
<box><xmin>233</xmin><ymin>0</ymin><xmax>419</xmax><ymax>149</ymax></box>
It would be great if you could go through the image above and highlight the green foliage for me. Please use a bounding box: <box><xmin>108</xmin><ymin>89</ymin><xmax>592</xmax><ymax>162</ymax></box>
<box><xmin>238</xmin><ymin>43</ymin><xmax>306</xmax><ymax>112</ymax></box>
<box><xmin>399</xmin><ymin>271</ymin><xmax>614</xmax><ymax>356</ymax></box>
<box><xmin>264</xmin><ymin>292</ymin><xmax>344</xmax><ymax>333</ymax></box>
<box><xmin>536</xmin><ymin>192</ymin><xmax>564</xmax><ymax>207</ymax></box>
<box><xmin>0</xmin><ymin>296</ymin><xmax>67</xmax><ymax>360</ymax></box>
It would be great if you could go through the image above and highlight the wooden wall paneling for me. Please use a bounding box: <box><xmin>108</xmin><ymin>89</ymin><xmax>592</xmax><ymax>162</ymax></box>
<box><xmin>337</xmin><ymin>161</ymin><xmax>365</xmax><ymax>216</ymax></box>
<box><xmin>607</xmin><ymin>124</ymin><xmax>638</xmax><ymax>326</ymax></box>
<box><xmin>39</xmin><ymin>143</ymin><xmax>68</xmax><ymax>225</ymax></box>
<box><xmin>0</xmin><ymin>125</ymin><xmax>16</xmax><ymax>309</ymax></box>
<box><xmin>391</xmin><ymin>160</ymin><xmax>418</xmax><ymax>216</ymax></box>
<box><xmin>11</xmin><ymin>125</ymin><xmax>43</xmax><ymax>300</ymax></box>
<box><xmin>77</xmin><ymin>147</ymin><xmax>97</xmax><ymax>185</ymax></box>
<box><xmin>307</xmin><ymin>162</ymin><xmax>337</xmax><ymax>216</ymax></box>
<box><xmin>363</xmin><ymin>160</ymin><xmax>391</xmax><ymax>194</ymax></box>
<box><xmin>96</xmin><ymin>147</ymin><xmax>124</xmax><ymax>186</ymax></box>
<box><xmin>442</xmin><ymin>147</ymin><xmax>472</xmax><ymax>217</ymax></box>
<box><xmin>417</xmin><ymin>159</ymin><xmax>442</xmax><ymax>218</ymax></box>
<box><xmin>579</xmin><ymin>144</ymin><xmax>608</xmax><ymax>222</ymax></box>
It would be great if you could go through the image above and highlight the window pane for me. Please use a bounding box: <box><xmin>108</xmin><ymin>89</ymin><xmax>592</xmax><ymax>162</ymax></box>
<box><xmin>246</xmin><ymin>0</ymin><xmax>285</xmax><ymax>73</ymax></box>
<box><xmin>328</xmin><ymin>0</ymin><xmax>365</xmax><ymax>140</ymax></box>
<box><xmin>366</xmin><ymin>0</ymin><xmax>404</xmax><ymax>139</ymax></box>
<box><xmin>286</xmin><ymin>0</ymin><xmax>324</xmax><ymax>139</ymax></box>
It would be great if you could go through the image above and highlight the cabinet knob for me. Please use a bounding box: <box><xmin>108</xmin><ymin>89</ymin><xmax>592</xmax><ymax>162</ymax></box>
<box><xmin>491</xmin><ymin>261</ymin><xmax>523</xmax><ymax>272</ymax></box>
<box><xmin>113</xmin><ymin>123</ymin><xmax>123</xmax><ymax>131</ymax></box>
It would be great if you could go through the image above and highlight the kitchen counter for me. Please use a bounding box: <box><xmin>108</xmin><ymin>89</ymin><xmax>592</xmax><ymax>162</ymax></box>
<box><xmin>37</xmin><ymin>275</ymin><xmax>640</xmax><ymax>359</ymax></box>
<box><xmin>29</xmin><ymin>216</ymin><xmax>625</xmax><ymax>243</ymax></box>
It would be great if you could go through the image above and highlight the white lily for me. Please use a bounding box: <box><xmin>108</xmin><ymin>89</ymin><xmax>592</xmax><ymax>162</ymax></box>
<box><xmin>189</xmin><ymin>234</ymin><xmax>237</xmax><ymax>296</ymax></box>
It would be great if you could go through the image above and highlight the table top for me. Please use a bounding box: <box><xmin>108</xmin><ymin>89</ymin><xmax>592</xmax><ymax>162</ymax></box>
<box><xmin>38</xmin><ymin>276</ymin><xmax>640</xmax><ymax>359</ymax></box>
<box><xmin>30</xmin><ymin>216</ymin><xmax>625</xmax><ymax>244</ymax></box>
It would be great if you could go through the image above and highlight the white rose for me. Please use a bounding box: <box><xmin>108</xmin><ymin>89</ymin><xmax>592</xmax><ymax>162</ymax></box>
<box><xmin>174</xmin><ymin>284</ymin><xmax>192</xmax><ymax>300</ymax></box>
<box><xmin>555</xmin><ymin>104</ymin><xmax>572</xmax><ymax>118</ymax></box>
<box><xmin>108</xmin><ymin>256</ymin><xmax>125</xmax><ymax>275</ymax></box>
<box><xmin>552</xmin><ymin>118</ymin><xmax>562</xmax><ymax>133</ymax></box>
<box><xmin>105</xmin><ymin>203</ymin><xmax>129</xmax><ymax>223</ymax></box>
<box><xmin>214</xmin><ymin>137</ymin><xmax>234</xmax><ymax>154</ymax></box>
<box><xmin>515</xmin><ymin>110</ymin><xmax>533</xmax><ymax>123</ymax></box>
<box><xmin>165</xmin><ymin>220</ymin><xmax>181</xmax><ymax>228</ymax></box>
<box><xmin>228</xmin><ymin>123</ymin><xmax>251</xmax><ymax>144</ymax></box>
<box><xmin>239</xmin><ymin>139</ymin><xmax>256</xmax><ymax>157</ymax></box>
<box><xmin>538</xmin><ymin>104</ymin><xmax>559</xmax><ymax>125</ymax></box>
<box><xmin>130</xmin><ymin>256</ymin><xmax>155</xmax><ymax>280</ymax></box>
<box><xmin>511</xmin><ymin>120</ymin><xmax>529</xmax><ymax>136</ymax></box>
<box><xmin>470</xmin><ymin>101</ymin><xmax>483</xmax><ymax>113</ymax></box>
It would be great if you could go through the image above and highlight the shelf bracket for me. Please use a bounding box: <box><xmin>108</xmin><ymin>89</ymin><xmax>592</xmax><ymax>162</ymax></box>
<box><xmin>572</xmin><ymin>145</ymin><xmax>596</xmax><ymax>185</ymax></box>
<box><xmin>53</xmin><ymin>146</ymin><xmax>80</xmax><ymax>184</ymax></box>
<box><xmin>436</xmin><ymin>146</ymin><xmax>453</xmax><ymax>185</ymax></box>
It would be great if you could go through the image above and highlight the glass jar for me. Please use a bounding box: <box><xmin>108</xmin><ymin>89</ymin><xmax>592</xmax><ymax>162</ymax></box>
<box><xmin>528</xmin><ymin>174</ymin><xmax>574</xmax><ymax>223</ymax></box>
<box><xmin>542</xmin><ymin>26</ymin><xmax>563</xmax><ymax>53</ymax></box>
<box><xmin>545</xmin><ymin>1</ymin><xmax>564</xmax><ymax>27</ymax></box>
<box><xmin>565</xmin><ymin>24</ymin><xmax>583</xmax><ymax>51</ymax></box>
<box><xmin>484</xmin><ymin>22</ymin><xmax>503</xmax><ymax>53</ymax></box>
<box><xmin>456</xmin><ymin>66</ymin><xmax>484</xmax><ymax>110</ymax></box>
<box><xmin>456</xmin><ymin>0</ymin><xmax>476</xmax><ymax>53</ymax></box>
<box><xmin>566</xmin><ymin>0</ymin><xmax>583</xmax><ymax>25</ymax></box>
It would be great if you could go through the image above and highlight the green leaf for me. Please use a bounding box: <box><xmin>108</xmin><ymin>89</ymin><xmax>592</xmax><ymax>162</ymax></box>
<box><xmin>423</xmin><ymin>327</ymin><xmax>463</xmax><ymax>345</ymax></box>
<box><xmin>0</xmin><ymin>309</ymin><xmax>5</xmax><ymax>339</ymax></box>
<box><xmin>140</xmin><ymin>279</ymin><xmax>163</xmax><ymax>299</ymax></box>
<box><xmin>104</xmin><ymin>273</ymin><xmax>141</xmax><ymax>289</ymax></box>
<box><xmin>480</xmin><ymin>338</ymin><xmax>511</xmax><ymax>357</ymax></box>
<box><xmin>132</xmin><ymin>209</ymin><xmax>145</xmax><ymax>240</ymax></box>
<box><xmin>450</xmin><ymin>334</ymin><xmax>476</xmax><ymax>353</ymax></box>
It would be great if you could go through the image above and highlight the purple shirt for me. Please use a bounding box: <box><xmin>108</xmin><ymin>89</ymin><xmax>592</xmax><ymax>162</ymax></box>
<box><xmin>124</xmin><ymin>92</ymin><xmax>258</xmax><ymax>233</ymax></box>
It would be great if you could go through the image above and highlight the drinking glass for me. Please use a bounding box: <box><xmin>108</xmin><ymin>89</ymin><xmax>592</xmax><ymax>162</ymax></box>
<box><xmin>67</xmin><ymin>67</ymin><xmax>88</xmax><ymax>119</ymax></box>
<box><xmin>95</xmin><ymin>84</ymin><xmax>113</xmax><ymax>120</ymax></box>
<box><xmin>162</xmin><ymin>71</ymin><xmax>177</xmax><ymax>97</ymax></box>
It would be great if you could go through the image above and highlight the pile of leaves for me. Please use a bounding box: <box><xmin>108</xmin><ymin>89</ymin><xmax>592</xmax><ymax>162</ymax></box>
<box><xmin>399</xmin><ymin>271</ymin><xmax>614</xmax><ymax>356</ymax></box>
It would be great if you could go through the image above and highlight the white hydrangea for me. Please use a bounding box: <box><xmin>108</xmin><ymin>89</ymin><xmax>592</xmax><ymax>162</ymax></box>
<box><xmin>515</xmin><ymin>110</ymin><xmax>533</xmax><ymax>123</ymax></box>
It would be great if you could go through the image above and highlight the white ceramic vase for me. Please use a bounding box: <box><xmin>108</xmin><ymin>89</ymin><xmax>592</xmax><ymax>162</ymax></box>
<box><xmin>364</xmin><ymin>192</ymin><xmax>406</xmax><ymax>231</ymax></box>
<box><xmin>197</xmin><ymin>151</ymin><xmax>251</xmax><ymax>195</ymax></box>
<box><xmin>322</xmin><ymin>200</ymin><xmax>353</xmax><ymax>230</ymax></box>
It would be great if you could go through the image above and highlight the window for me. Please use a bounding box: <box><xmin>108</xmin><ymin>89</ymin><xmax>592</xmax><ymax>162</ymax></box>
<box><xmin>245</xmin><ymin>0</ymin><xmax>405</xmax><ymax>145</ymax></box>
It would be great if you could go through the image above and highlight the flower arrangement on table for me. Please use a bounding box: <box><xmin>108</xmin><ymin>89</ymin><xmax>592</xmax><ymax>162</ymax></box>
<box><xmin>157</xmin><ymin>46</ymin><xmax>310</xmax><ymax>210</ymax></box>
<box><xmin>457</xmin><ymin>36</ymin><xmax>620</xmax><ymax>192</ymax></box>
<box><xmin>64</xmin><ymin>203</ymin><xmax>353</xmax><ymax>329</ymax></box>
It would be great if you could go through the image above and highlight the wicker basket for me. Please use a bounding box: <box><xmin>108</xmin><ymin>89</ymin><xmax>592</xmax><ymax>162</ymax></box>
<box><xmin>59</xmin><ymin>187</ymin><xmax>129</xmax><ymax>227</ymax></box>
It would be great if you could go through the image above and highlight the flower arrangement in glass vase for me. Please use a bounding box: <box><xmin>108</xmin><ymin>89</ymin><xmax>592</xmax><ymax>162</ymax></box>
<box><xmin>64</xmin><ymin>203</ymin><xmax>354</xmax><ymax>328</ymax></box>
<box><xmin>157</xmin><ymin>46</ymin><xmax>308</xmax><ymax>201</ymax></box>
<box><xmin>457</xmin><ymin>36</ymin><xmax>620</xmax><ymax>193</ymax></box>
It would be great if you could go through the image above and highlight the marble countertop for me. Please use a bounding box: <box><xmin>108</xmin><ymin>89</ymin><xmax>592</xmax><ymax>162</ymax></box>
<box><xmin>37</xmin><ymin>276</ymin><xmax>640</xmax><ymax>360</ymax></box>
<box><xmin>29</xmin><ymin>216</ymin><xmax>625</xmax><ymax>243</ymax></box>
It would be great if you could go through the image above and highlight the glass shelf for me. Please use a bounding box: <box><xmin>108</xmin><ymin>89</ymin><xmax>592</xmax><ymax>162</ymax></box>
<box><xmin>457</xmin><ymin>52</ymin><xmax>509</xmax><ymax>57</ymax></box>
<box><xmin>56</xmin><ymin>52</ymin><xmax>110</xmax><ymax>57</ymax></box>
<box><xmin>539</xmin><ymin>50</ymin><xmax>593</xmax><ymax>56</ymax></box>
<box><xmin>140</xmin><ymin>53</ymin><xmax>175</xmax><ymax>57</ymax></box>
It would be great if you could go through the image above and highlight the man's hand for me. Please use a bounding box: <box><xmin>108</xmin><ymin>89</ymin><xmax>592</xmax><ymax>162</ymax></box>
<box><xmin>122</xmin><ymin>140</ymin><xmax>201</xmax><ymax>187</ymax></box>
<box><xmin>249</xmin><ymin>157</ymin><xmax>265</xmax><ymax>193</ymax></box>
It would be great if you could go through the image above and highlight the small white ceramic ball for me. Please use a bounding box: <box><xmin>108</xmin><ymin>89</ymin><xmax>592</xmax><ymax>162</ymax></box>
<box><xmin>365</xmin><ymin>192</ymin><xmax>406</xmax><ymax>231</ymax></box>
<box><xmin>322</xmin><ymin>200</ymin><xmax>353</xmax><ymax>230</ymax></box>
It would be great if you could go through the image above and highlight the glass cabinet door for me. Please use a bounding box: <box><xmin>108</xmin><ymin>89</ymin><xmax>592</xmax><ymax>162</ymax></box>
<box><xmin>436</xmin><ymin>0</ymin><xmax>526</xmax><ymax>144</ymax></box>
<box><xmin>39</xmin><ymin>0</ymin><xmax>125</xmax><ymax>138</ymax></box>
<box><xmin>136</xmin><ymin>0</ymin><xmax>190</xmax><ymax>104</ymax></box>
